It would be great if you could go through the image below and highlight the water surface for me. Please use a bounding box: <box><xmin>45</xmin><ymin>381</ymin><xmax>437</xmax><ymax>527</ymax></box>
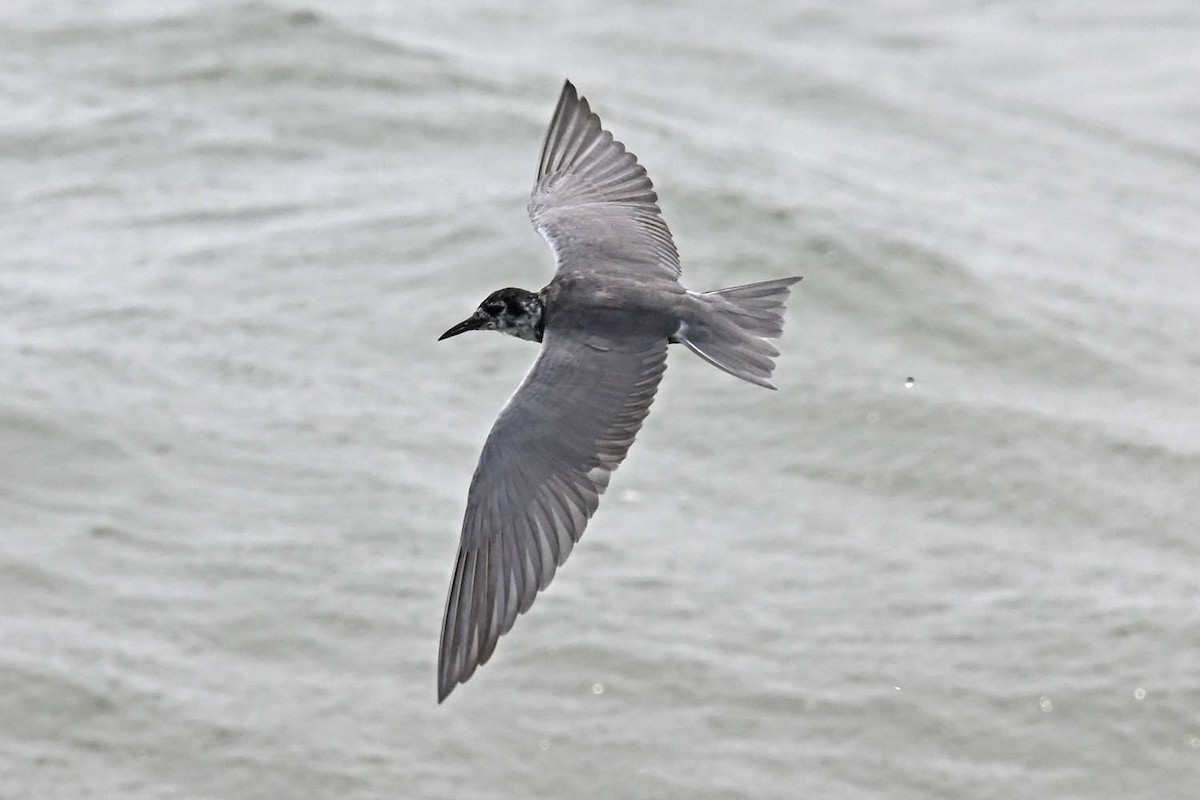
<box><xmin>2</xmin><ymin>2</ymin><xmax>1198</xmax><ymax>798</ymax></box>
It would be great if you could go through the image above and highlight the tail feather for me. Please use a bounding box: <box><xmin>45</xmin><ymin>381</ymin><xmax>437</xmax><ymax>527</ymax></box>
<box><xmin>677</xmin><ymin>276</ymin><xmax>801</xmax><ymax>389</ymax></box>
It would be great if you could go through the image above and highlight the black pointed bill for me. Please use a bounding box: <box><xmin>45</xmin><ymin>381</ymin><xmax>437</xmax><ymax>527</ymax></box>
<box><xmin>438</xmin><ymin>314</ymin><xmax>484</xmax><ymax>341</ymax></box>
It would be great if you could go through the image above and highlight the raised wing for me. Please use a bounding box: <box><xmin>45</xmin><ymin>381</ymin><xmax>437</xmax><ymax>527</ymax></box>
<box><xmin>437</xmin><ymin>316</ymin><xmax>670</xmax><ymax>701</ymax></box>
<box><xmin>528</xmin><ymin>80</ymin><xmax>681</xmax><ymax>280</ymax></box>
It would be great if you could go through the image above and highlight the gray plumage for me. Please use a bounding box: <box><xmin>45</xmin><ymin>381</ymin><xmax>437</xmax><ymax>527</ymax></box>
<box><xmin>436</xmin><ymin>80</ymin><xmax>801</xmax><ymax>701</ymax></box>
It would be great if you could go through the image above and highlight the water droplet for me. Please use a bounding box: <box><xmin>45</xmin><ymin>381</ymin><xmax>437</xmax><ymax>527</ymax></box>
<box><xmin>893</xmin><ymin>686</ymin><xmax>901</xmax><ymax>691</ymax></box>
<box><xmin>1134</xmin><ymin>687</ymin><xmax>1146</xmax><ymax>700</ymax></box>
<box><xmin>539</xmin><ymin>739</ymin><xmax>550</xmax><ymax>751</ymax></box>
<box><xmin>1189</xmin><ymin>736</ymin><xmax>1200</xmax><ymax>750</ymax></box>
<box><xmin>1039</xmin><ymin>695</ymin><xmax>1053</xmax><ymax>712</ymax></box>
<box><xmin>592</xmin><ymin>683</ymin><xmax>604</xmax><ymax>695</ymax></box>
<box><xmin>904</xmin><ymin>377</ymin><xmax>914</xmax><ymax>388</ymax></box>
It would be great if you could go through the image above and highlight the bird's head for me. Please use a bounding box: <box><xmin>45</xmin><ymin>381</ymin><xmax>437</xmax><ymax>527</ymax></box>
<box><xmin>438</xmin><ymin>287</ymin><xmax>544</xmax><ymax>343</ymax></box>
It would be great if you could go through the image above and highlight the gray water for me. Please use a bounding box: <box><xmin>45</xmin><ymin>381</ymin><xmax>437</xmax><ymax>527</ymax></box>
<box><xmin>2</xmin><ymin>1</ymin><xmax>1198</xmax><ymax>798</ymax></box>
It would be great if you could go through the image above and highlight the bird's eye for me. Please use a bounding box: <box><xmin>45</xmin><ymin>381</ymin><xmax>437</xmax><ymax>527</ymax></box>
<box><xmin>485</xmin><ymin>301</ymin><xmax>504</xmax><ymax>314</ymax></box>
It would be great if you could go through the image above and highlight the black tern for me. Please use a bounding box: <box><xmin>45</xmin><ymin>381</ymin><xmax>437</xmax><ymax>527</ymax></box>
<box><xmin>436</xmin><ymin>80</ymin><xmax>801</xmax><ymax>701</ymax></box>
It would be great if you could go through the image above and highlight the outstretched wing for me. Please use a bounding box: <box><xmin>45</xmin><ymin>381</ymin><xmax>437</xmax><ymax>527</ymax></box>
<box><xmin>528</xmin><ymin>80</ymin><xmax>681</xmax><ymax>280</ymax></box>
<box><xmin>437</xmin><ymin>317</ymin><xmax>669</xmax><ymax>701</ymax></box>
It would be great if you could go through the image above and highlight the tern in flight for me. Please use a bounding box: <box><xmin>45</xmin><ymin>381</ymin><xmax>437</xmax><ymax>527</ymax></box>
<box><xmin>436</xmin><ymin>80</ymin><xmax>801</xmax><ymax>701</ymax></box>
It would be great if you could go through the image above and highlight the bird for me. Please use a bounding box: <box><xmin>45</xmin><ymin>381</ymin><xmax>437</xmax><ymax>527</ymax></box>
<box><xmin>435</xmin><ymin>79</ymin><xmax>801</xmax><ymax>702</ymax></box>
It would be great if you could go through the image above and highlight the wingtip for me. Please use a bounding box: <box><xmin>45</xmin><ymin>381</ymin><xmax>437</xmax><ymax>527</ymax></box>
<box><xmin>559</xmin><ymin>78</ymin><xmax>579</xmax><ymax>105</ymax></box>
<box><xmin>437</xmin><ymin>665</ymin><xmax>458</xmax><ymax>703</ymax></box>
<box><xmin>557</xmin><ymin>78</ymin><xmax>592</xmax><ymax>120</ymax></box>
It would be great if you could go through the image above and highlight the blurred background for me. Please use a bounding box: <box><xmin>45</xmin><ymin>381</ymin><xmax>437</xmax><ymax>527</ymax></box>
<box><xmin>2</xmin><ymin>1</ymin><xmax>1198</xmax><ymax>797</ymax></box>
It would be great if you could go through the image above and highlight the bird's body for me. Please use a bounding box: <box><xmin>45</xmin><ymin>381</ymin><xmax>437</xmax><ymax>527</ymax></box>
<box><xmin>436</xmin><ymin>80</ymin><xmax>801</xmax><ymax>701</ymax></box>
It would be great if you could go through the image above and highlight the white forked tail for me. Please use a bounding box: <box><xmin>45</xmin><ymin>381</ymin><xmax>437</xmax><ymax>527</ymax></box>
<box><xmin>677</xmin><ymin>276</ymin><xmax>802</xmax><ymax>389</ymax></box>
